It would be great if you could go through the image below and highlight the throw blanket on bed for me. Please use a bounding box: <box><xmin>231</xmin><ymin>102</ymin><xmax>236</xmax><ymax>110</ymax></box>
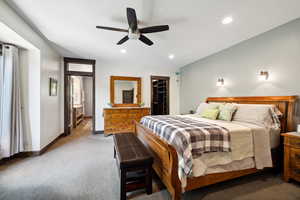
<box><xmin>140</xmin><ymin>115</ymin><xmax>231</xmax><ymax>176</ymax></box>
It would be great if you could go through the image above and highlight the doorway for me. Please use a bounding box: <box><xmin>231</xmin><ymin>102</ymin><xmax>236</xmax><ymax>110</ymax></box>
<box><xmin>151</xmin><ymin>76</ymin><xmax>170</xmax><ymax>115</ymax></box>
<box><xmin>64</xmin><ymin>58</ymin><xmax>96</xmax><ymax>135</ymax></box>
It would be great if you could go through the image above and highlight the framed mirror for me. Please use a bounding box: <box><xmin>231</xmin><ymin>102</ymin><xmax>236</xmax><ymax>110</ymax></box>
<box><xmin>110</xmin><ymin>76</ymin><xmax>141</xmax><ymax>107</ymax></box>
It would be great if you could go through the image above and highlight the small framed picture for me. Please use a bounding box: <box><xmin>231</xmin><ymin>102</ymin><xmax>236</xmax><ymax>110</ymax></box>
<box><xmin>49</xmin><ymin>78</ymin><xmax>58</xmax><ymax>96</ymax></box>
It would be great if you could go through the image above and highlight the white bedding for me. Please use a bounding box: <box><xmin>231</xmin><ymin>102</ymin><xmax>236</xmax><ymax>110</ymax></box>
<box><xmin>180</xmin><ymin>115</ymin><xmax>277</xmax><ymax>188</ymax></box>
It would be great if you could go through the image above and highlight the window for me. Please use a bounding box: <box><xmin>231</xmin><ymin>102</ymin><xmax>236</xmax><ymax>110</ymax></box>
<box><xmin>68</xmin><ymin>63</ymin><xmax>93</xmax><ymax>73</ymax></box>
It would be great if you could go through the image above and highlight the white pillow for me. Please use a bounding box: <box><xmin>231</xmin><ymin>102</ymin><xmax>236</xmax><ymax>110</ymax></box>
<box><xmin>196</xmin><ymin>102</ymin><xmax>223</xmax><ymax>114</ymax></box>
<box><xmin>232</xmin><ymin>104</ymin><xmax>281</xmax><ymax>129</ymax></box>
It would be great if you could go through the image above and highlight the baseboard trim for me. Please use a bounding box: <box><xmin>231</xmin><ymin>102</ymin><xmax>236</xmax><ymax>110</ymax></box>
<box><xmin>0</xmin><ymin>151</ymin><xmax>39</xmax><ymax>164</ymax></box>
<box><xmin>94</xmin><ymin>130</ymin><xmax>104</xmax><ymax>134</ymax></box>
<box><xmin>39</xmin><ymin>132</ymin><xmax>65</xmax><ymax>155</ymax></box>
<box><xmin>0</xmin><ymin>132</ymin><xmax>65</xmax><ymax>164</ymax></box>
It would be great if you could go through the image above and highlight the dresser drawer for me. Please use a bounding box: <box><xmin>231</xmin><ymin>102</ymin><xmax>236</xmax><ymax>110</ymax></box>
<box><xmin>290</xmin><ymin>148</ymin><xmax>300</xmax><ymax>181</ymax></box>
<box><xmin>142</xmin><ymin>109</ymin><xmax>150</xmax><ymax>115</ymax></box>
<box><xmin>290</xmin><ymin>149</ymin><xmax>300</xmax><ymax>167</ymax></box>
<box><xmin>285</xmin><ymin>136</ymin><xmax>300</xmax><ymax>148</ymax></box>
<box><xmin>103</xmin><ymin>108</ymin><xmax>150</xmax><ymax>135</ymax></box>
<box><xmin>283</xmin><ymin>133</ymin><xmax>300</xmax><ymax>183</ymax></box>
<box><xmin>128</xmin><ymin>113</ymin><xmax>139</xmax><ymax>119</ymax></box>
<box><xmin>104</xmin><ymin>109</ymin><xmax>114</xmax><ymax>114</ymax></box>
<box><xmin>111</xmin><ymin>113</ymin><xmax>128</xmax><ymax>119</ymax></box>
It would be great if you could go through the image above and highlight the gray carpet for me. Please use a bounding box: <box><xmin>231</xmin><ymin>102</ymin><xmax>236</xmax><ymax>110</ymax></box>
<box><xmin>0</xmin><ymin>124</ymin><xmax>299</xmax><ymax>200</ymax></box>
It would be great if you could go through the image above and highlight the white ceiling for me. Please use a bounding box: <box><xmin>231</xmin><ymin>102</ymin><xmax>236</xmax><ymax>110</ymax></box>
<box><xmin>7</xmin><ymin>0</ymin><xmax>300</xmax><ymax>69</ymax></box>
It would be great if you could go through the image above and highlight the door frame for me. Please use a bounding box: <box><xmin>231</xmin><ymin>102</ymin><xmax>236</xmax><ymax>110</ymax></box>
<box><xmin>64</xmin><ymin>57</ymin><xmax>96</xmax><ymax>135</ymax></box>
<box><xmin>150</xmin><ymin>75</ymin><xmax>170</xmax><ymax>115</ymax></box>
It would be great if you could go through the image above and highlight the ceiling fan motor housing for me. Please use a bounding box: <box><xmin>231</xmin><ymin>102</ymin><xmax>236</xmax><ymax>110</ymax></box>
<box><xmin>96</xmin><ymin>8</ymin><xmax>169</xmax><ymax>45</ymax></box>
<box><xmin>128</xmin><ymin>28</ymin><xmax>140</xmax><ymax>40</ymax></box>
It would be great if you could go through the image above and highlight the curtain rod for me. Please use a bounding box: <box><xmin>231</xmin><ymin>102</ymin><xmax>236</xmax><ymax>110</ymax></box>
<box><xmin>0</xmin><ymin>41</ymin><xmax>19</xmax><ymax>48</ymax></box>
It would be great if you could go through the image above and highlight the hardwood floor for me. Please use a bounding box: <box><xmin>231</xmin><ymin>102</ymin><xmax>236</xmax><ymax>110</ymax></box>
<box><xmin>47</xmin><ymin>118</ymin><xmax>93</xmax><ymax>152</ymax></box>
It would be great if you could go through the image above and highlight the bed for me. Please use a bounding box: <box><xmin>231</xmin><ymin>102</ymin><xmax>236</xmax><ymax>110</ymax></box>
<box><xmin>134</xmin><ymin>96</ymin><xmax>297</xmax><ymax>200</ymax></box>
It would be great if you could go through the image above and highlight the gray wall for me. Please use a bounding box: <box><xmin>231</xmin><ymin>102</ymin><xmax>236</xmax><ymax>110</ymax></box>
<box><xmin>0</xmin><ymin>1</ymin><xmax>62</xmax><ymax>151</ymax></box>
<box><xmin>180</xmin><ymin>18</ymin><xmax>300</xmax><ymax>124</ymax></box>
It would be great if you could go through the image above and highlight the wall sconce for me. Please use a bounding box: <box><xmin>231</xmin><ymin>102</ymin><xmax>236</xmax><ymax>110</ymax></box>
<box><xmin>216</xmin><ymin>78</ymin><xmax>224</xmax><ymax>87</ymax></box>
<box><xmin>259</xmin><ymin>70</ymin><xmax>269</xmax><ymax>81</ymax></box>
<box><xmin>175</xmin><ymin>72</ymin><xmax>181</xmax><ymax>82</ymax></box>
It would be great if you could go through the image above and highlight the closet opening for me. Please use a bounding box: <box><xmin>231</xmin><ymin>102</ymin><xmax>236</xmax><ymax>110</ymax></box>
<box><xmin>64</xmin><ymin>58</ymin><xmax>96</xmax><ymax>136</ymax></box>
<box><xmin>150</xmin><ymin>76</ymin><xmax>170</xmax><ymax>115</ymax></box>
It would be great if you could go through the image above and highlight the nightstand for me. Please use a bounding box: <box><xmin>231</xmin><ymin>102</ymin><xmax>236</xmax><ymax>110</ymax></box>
<box><xmin>282</xmin><ymin>132</ymin><xmax>300</xmax><ymax>182</ymax></box>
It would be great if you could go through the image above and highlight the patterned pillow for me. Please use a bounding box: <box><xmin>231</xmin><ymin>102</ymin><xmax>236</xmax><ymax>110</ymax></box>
<box><xmin>201</xmin><ymin>108</ymin><xmax>220</xmax><ymax>120</ymax></box>
<box><xmin>218</xmin><ymin>103</ymin><xmax>238</xmax><ymax>121</ymax></box>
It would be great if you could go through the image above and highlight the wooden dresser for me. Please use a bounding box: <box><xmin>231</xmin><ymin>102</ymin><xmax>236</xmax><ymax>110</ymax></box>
<box><xmin>282</xmin><ymin>132</ymin><xmax>300</xmax><ymax>182</ymax></box>
<box><xmin>103</xmin><ymin>107</ymin><xmax>150</xmax><ymax>135</ymax></box>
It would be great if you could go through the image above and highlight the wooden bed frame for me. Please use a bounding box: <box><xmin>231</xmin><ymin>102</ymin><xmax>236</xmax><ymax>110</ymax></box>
<box><xmin>134</xmin><ymin>96</ymin><xmax>298</xmax><ymax>200</ymax></box>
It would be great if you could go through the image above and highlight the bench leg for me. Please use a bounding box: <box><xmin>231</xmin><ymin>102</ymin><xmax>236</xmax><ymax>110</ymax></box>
<box><xmin>114</xmin><ymin>146</ymin><xmax>116</xmax><ymax>159</ymax></box>
<box><xmin>120</xmin><ymin>169</ymin><xmax>127</xmax><ymax>200</ymax></box>
<box><xmin>145</xmin><ymin>166</ymin><xmax>152</xmax><ymax>195</ymax></box>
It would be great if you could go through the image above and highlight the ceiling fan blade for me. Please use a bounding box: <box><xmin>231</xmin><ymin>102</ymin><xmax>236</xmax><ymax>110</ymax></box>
<box><xmin>127</xmin><ymin>8</ymin><xmax>138</xmax><ymax>31</ymax></box>
<box><xmin>117</xmin><ymin>35</ymin><xmax>129</xmax><ymax>45</ymax></box>
<box><xmin>139</xmin><ymin>35</ymin><xmax>153</xmax><ymax>46</ymax></box>
<box><xmin>139</xmin><ymin>25</ymin><xmax>169</xmax><ymax>34</ymax></box>
<box><xmin>96</xmin><ymin>26</ymin><xmax>128</xmax><ymax>33</ymax></box>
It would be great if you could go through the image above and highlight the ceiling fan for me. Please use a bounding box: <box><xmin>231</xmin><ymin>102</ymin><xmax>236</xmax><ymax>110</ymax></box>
<box><xmin>96</xmin><ymin>8</ymin><xmax>169</xmax><ymax>46</ymax></box>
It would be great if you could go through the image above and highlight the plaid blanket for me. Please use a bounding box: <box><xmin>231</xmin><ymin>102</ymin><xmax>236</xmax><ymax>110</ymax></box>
<box><xmin>140</xmin><ymin>115</ymin><xmax>231</xmax><ymax>176</ymax></box>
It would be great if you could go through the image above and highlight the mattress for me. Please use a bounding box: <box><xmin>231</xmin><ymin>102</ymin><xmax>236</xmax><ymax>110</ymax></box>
<box><xmin>230</xmin><ymin>120</ymin><xmax>280</xmax><ymax>149</ymax></box>
<box><xmin>179</xmin><ymin>115</ymin><xmax>276</xmax><ymax>188</ymax></box>
<box><xmin>186</xmin><ymin>116</ymin><xmax>255</xmax><ymax>176</ymax></box>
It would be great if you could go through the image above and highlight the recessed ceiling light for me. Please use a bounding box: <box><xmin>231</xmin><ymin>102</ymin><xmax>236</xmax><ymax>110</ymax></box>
<box><xmin>222</xmin><ymin>16</ymin><xmax>233</xmax><ymax>25</ymax></box>
<box><xmin>120</xmin><ymin>49</ymin><xmax>127</xmax><ymax>54</ymax></box>
<box><xmin>168</xmin><ymin>54</ymin><xmax>175</xmax><ymax>60</ymax></box>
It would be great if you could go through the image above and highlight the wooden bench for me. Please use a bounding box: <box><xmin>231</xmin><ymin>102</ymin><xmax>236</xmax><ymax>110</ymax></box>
<box><xmin>113</xmin><ymin>133</ymin><xmax>153</xmax><ymax>200</ymax></box>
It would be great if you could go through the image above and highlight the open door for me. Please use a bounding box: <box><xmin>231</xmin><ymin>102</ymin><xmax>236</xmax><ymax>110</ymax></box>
<box><xmin>151</xmin><ymin>76</ymin><xmax>170</xmax><ymax>115</ymax></box>
<box><xmin>64</xmin><ymin>58</ymin><xmax>96</xmax><ymax>135</ymax></box>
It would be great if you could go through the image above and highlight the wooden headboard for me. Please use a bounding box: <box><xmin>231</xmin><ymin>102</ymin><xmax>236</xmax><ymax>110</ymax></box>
<box><xmin>206</xmin><ymin>96</ymin><xmax>298</xmax><ymax>133</ymax></box>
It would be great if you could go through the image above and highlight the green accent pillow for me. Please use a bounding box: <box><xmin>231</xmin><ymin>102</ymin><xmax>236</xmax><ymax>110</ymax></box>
<box><xmin>201</xmin><ymin>108</ymin><xmax>220</xmax><ymax>120</ymax></box>
<box><xmin>218</xmin><ymin>104</ymin><xmax>238</xmax><ymax>121</ymax></box>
